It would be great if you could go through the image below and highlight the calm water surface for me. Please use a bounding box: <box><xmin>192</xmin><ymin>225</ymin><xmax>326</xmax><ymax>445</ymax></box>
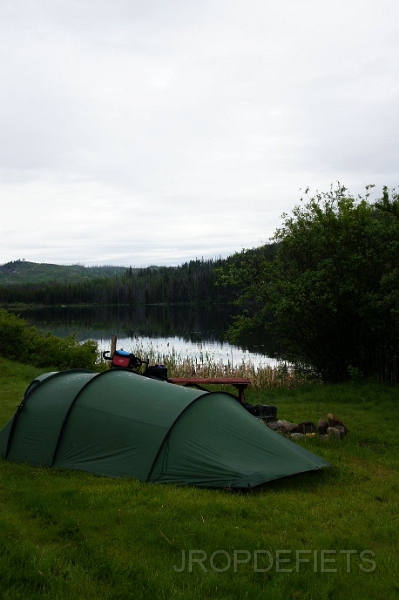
<box><xmin>20</xmin><ymin>305</ymin><xmax>278</xmax><ymax>367</ymax></box>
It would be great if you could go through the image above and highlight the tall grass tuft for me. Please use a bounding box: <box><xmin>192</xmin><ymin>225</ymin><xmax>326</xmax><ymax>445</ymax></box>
<box><xmin>125</xmin><ymin>341</ymin><xmax>318</xmax><ymax>390</ymax></box>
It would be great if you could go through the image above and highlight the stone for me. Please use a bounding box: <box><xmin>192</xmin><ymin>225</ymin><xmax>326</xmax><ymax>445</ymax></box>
<box><xmin>317</xmin><ymin>419</ymin><xmax>329</xmax><ymax>434</ymax></box>
<box><xmin>327</xmin><ymin>426</ymin><xmax>343</xmax><ymax>439</ymax></box>
<box><xmin>327</xmin><ymin>413</ymin><xmax>346</xmax><ymax>428</ymax></box>
<box><xmin>285</xmin><ymin>423</ymin><xmax>300</xmax><ymax>433</ymax></box>
<box><xmin>268</xmin><ymin>415</ymin><xmax>348</xmax><ymax>440</ymax></box>
<box><xmin>290</xmin><ymin>433</ymin><xmax>305</xmax><ymax>440</ymax></box>
<box><xmin>267</xmin><ymin>420</ymin><xmax>294</xmax><ymax>431</ymax></box>
<box><xmin>296</xmin><ymin>421</ymin><xmax>316</xmax><ymax>434</ymax></box>
<box><xmin>335</xmin><ymin>425</ymin><xmax>347</xmax><ymax>438</ymax></box>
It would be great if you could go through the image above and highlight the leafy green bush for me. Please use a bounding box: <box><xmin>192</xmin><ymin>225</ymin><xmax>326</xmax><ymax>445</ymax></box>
<box><xmin>219</xmin><ymin>184</ymin><xmax>399</xmax><ymax>383</ymax></box>
<box><xmin>0</xmin><ymin>309</ymin><xmax>99</xmax><ymax>370</ymax></box>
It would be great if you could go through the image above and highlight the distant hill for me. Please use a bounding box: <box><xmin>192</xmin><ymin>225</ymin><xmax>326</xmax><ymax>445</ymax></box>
<box><xmin>0</xmin><ymin>260</ymin><xmax>134</xmax><ymax>285</ymax></box>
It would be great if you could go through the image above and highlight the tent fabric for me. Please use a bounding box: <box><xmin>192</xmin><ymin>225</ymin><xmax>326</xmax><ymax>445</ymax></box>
<box><xmin>0</xmin><ymin>369</ymin><xmax>330</xmax><ymax>488</ymax></box>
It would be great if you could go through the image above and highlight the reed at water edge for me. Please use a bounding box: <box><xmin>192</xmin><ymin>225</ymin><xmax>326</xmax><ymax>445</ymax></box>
<box><xmin>112</xmin><ymin>340</ymin><xmax>319</xmax><ymax>391</ymax></box>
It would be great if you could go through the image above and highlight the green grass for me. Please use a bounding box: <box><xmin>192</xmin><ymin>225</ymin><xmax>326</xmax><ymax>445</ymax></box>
<box><xmin>0</xmin><ymin>357</ymin><xmax>398</xmax><ymax>599</ymax></box>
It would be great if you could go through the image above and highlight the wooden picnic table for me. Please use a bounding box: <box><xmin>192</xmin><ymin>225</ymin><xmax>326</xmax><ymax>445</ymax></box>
<box><xmin>168</xmin><ymin>377</ymin><xmax>251</xmax><ymax>403</ymax></box>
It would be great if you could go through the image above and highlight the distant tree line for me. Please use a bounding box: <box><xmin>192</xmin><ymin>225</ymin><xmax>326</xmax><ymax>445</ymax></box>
<box><xmin>0</xmin><ymin>258</ymin><xmax>237</xmax><ymax>306</ymax></box>
<box><xmin>0</xmin><ymin>259</ymin><xmax>128</xmax><ymax>284</ymax></box>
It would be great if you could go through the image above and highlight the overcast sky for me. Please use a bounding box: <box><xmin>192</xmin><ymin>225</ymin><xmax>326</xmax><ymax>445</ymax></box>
<box><xmin>1</xmin><ymin>0</ymin><xmax>398</xmax><ymax>267</ymax></box>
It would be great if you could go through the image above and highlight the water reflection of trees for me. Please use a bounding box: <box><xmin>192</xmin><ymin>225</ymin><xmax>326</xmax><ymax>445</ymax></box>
<box><xmin>19</xmin><ymin>305</ymin><xmax>277</xmax><ymax>357</ymax></box>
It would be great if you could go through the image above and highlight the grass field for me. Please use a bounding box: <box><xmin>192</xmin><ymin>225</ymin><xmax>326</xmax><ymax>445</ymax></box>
<box><xmin>0</xmin><ymin>357</ymin><xmax>398</xmax><ymax>599</ymax></box>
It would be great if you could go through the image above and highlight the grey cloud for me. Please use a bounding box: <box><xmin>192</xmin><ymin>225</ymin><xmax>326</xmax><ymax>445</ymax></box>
<box><xmin>0</xmin><ymin>0</ymin><xmax>398</xmax><ymax>266</ymax></box>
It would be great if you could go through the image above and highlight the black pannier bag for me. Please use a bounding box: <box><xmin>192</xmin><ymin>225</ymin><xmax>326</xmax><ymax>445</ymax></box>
<box><xmin>243</xmin><ymin>403</ymin><xmax>278</xmax><ymax>422</ymax></box>
<box><xmin>144</xmin><ymin>364</ymin><xmax>168</xmax><ymax>380</ymax></box>
<box><xmin>253</xmin><ymin>404</ymin><xmax>278</xmax><ymax>421</ymax></box>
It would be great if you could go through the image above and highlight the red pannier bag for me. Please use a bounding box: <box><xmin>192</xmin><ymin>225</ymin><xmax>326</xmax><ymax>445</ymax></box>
<box><xmin>112</xmin><ymin>350</ymin><xmax>132</xmax><ymax>368</ymax></box>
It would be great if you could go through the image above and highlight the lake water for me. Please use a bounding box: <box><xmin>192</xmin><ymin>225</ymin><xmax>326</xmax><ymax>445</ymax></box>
<box><xmin>19</xmin><ymin>305</ymin><xmax>278</xmax><ymax>367</ymax></box>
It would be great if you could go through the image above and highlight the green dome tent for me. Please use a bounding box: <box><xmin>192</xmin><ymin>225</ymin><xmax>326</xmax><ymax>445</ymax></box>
<box><xmin>0</xmin><ymin>369</ymin><xmax>330</xmax><ymax>489</ymax></box>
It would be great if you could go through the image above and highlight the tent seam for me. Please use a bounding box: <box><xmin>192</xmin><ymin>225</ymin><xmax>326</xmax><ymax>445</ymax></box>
<box><xmin>49</xmin><ymin>369</ymin><xmax>113</xmax><ymax>467</ymax></box>
<box><xmin>4</xmin><ymin>370</ymin><xmax>90</xmax><ymax>460</ymax></box>
<box><xmin>146</xmin><ymin>391</ymin><xmax>240</xmax><ymax>482</ymax></box>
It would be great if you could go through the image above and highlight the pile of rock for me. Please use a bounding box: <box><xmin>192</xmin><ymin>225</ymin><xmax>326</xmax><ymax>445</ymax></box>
<box><xmin>267</xmin><ymin>413</ymin><xmax>347</xmax><ymax>440</ymax></box>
